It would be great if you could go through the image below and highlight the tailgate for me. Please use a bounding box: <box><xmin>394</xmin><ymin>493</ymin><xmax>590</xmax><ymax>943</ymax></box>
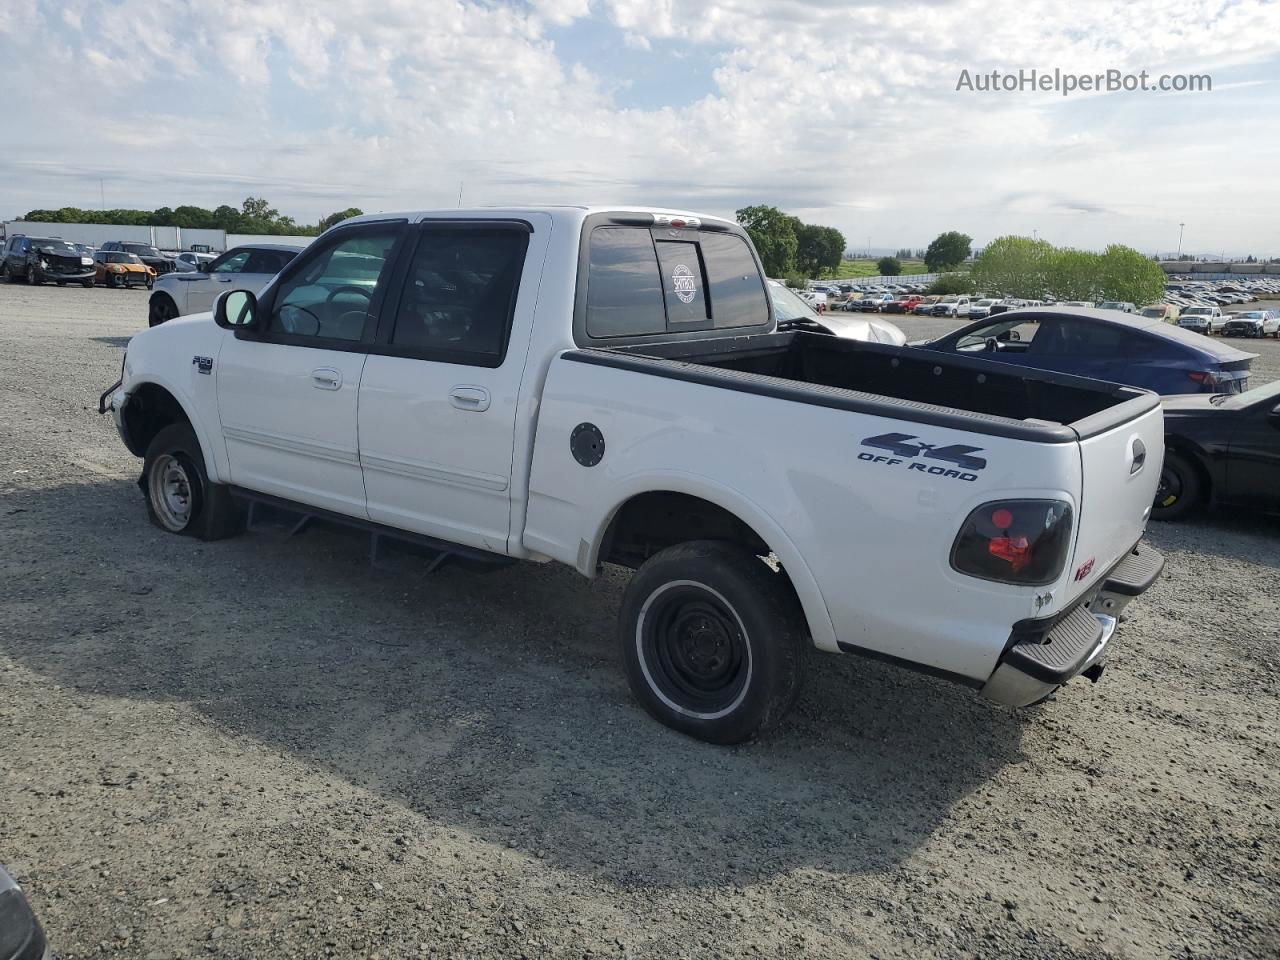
<box><xmin>1065</xmin><ymin>402</ymin><xmax>1164</xmax><ymax>604</ymax></box>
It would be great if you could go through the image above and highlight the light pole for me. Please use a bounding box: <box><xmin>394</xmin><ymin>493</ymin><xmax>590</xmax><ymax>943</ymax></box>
<box><xmin>1177</xmin><ymin>223</ymin><xmax>1185</xmax><ymax>259</ymax></box>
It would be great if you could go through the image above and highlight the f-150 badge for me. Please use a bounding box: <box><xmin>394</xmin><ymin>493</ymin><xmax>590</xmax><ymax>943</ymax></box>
<box><xmin>858</xmin><ymin>432</ymin><xmax>986</xmax><ymax>482</ymax></box>
<box><xmin>192</xmin><ymin>356</ymin><xmax>213</xmax><ymax>375</ymax></box>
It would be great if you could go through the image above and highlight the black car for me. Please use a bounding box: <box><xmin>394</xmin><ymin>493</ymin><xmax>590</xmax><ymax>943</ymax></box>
<box><xmin>1155</xmin><ymin>379</ymin><xmax>1280</xmax><ymax>519</ymax></box>
<box><xmin>0</xmin><ymin>865</ymin><xmax>48</xmax><ymax>960</ymax></box>
<box><xmin>1</xmin><ymin>235</ymin><xmax>95</xmax><ymax>286</ymax></box>
<box><xmin>99</xmin><ymin>240</ymin><xmax>177</xmax><ymax>276</ymax></box>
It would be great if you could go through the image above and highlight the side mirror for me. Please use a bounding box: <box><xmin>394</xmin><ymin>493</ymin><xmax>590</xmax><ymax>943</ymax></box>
<box><xmin>215</xmin><ymin>289</ymin><xmax>259</xmax><ymax>331</ymax></box>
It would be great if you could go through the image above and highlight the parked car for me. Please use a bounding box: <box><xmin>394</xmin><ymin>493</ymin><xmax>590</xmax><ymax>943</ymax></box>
<box><xmin>173</xmin><ymin>251</ymin><xmax>216</xmax><ymax>273</ymax></box>
<box><xmin>100</xmin><ymin>206</ymin><xmax>1165</xmax><ymax>742</ymax></box>
<box><xmin>1154</xmin><ymin>379</ymin><xmax>1280</xmax><ymax>519</ymax></box>
<box><xmin>768</xmin><ymin>280</ymin><xmax>906</xmax><ymax>345</ymax></box>
<box><xmin>0</xmin><ymin>864</ymin><xmax>49</xmax><ymax>960</ymax></box>
<box><xmin>1222</xmin><ymin>310</ymin><xmax>1280</xmax><ymax>339</ymax></box>
<box><xmin>1</xmin><ymin>234</ymin><xmax>95</xmax><ymax>286</ymax></box>
<box><xmin>147</xmin><ymin>243</ymin><xmax>303</xmax><ymax>326</ymax></box>
<box><xmin>1139</xmin><ymin>304</ymin><xmax>1180</xmax><ymax>324</ymax></box>
<box><xmin>1179</xmin><ymin>305</ymin><xmax>1226</xmax><ymax>335</ymax></box>
<box><xmin>912</xmin><ymin>296</ymin><xmax>939</xmax><ymax>315</ymax></box>
<box><xmin>930</xmin><ymin>295</ymin><xmax>971</xmax><ymax>317</ymax></box>
<box><xmin>881</xmin><ymin>295</ymin><xmax>923</xmax><ymax>314</ymax></box>
<box><xmin>967</xmin><ymin>298</ymin><xmax>1002</xmax><ymax>320</ymax></box>
<box><xmin>920</xmin><ymin>306</ymin><xmax>1255</xmax><ymax>395</ymax></box>
<box><xmin>1097</xmin><ymin>301</ymin><xmax>1136</xmax><ymax>313</ymax></box>
<box><xmin>94</xmin><ymin>250</ymin><xmax>156</xmax><ymax>289</ymax></box>
<box><xmin>100</xmin><ymin>240</ymin><xmax>178</xmax><ymax>277</ymax></box>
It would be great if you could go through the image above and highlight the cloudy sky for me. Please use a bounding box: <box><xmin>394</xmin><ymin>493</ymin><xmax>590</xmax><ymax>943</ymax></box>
<box><xmin>2</xmin><ymin>0</ymin><xmax>1278</xmax><ymax>255</ymax></box>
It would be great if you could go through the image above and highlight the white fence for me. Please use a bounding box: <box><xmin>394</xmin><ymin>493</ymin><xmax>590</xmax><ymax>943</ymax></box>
<box><xmin>809</xmin><ymin>272</ymin><xmax>942</xmax><ymax>288</ymax></box>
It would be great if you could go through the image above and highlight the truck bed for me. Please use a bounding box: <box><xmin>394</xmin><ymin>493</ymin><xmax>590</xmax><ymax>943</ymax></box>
<box><xmin>568</xmin><ymin>331</ymin><xmax>1157</xmax><ymax>442</ymax></box>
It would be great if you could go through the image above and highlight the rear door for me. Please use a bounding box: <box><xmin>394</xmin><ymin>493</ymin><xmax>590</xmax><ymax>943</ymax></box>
<box><xmin>1064</xmin><ymin>403</ymin><xmax>1164</xmax><ymax>603</ymax></box>
<box><xmin>357</xmin><ymin>217</ymin><xmax>547</xmax><ymax>554</ymax></box>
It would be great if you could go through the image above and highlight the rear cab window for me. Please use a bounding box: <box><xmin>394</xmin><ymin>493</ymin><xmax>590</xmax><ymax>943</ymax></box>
<box><xmin>582</xmin><ymin>221</ymin><xmax>770</xmax><ymax>342</ymax></box>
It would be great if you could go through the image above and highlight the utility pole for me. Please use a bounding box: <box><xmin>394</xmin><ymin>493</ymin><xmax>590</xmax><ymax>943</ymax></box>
<box><xmin>457</xmin><ymin>182</ymin><xmax>464</xmax><ymax>208</ymax></box>
<box><xmin>1177</xmin><ymin>222</ymin><xmax>1185</xmax><ymax>258</ymax></box>
<box><xmin>99</xmin><ymin>178</ymin><xmax>105</xmax><ymax>210</ymax></box>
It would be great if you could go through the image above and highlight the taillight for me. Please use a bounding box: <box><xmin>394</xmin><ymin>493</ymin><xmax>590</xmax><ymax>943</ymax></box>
<box><xmin>951</xmin><ymin>500</ymin><xmax>1074</xmax><ymax>585</ymax></box>
<box><xmin>1187</xmin><ymin>371</ymin><xmax>1217</xmax><ymax>385</ymax></box>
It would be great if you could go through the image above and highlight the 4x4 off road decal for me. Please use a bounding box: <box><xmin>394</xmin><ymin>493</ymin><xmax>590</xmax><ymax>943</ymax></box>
<box><xmin>858</xmin><ymin>432</ymin><xmax>987</xmax><ymax>482</ymax></box>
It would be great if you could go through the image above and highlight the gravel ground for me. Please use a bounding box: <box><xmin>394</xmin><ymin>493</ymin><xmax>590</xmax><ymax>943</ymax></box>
<box><xmin>1</xmin><ymin>284</ymin><xmax>1277</xmax><ymax>960</ymax></box>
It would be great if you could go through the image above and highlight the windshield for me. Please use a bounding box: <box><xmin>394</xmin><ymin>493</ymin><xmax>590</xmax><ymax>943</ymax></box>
<box><xmin>31</xmin><ymin>238</ymin><xmax>78</xmax><ymax>255</ymax></box>
<box><xmin>1235</xmin><ymin>312</ymin><xmax>1264</xmax><ymax>319</ymax></box>
<box><xmin>1140</xmin><ymin>307</ymin><xmax>1166</xmax><ymax>317</ymax></box>
<box><xmin>123</xmin><ymin>243</ymin><xmax>161</xmax><ymax>258</ymax></box>
<box><xmin>767</xmin><ymin>282</ymin><xmax>818</xmax><ymax>322</ymax></box>
<box><xmin>1184</xmin><ymin>307</ymin><xmax>1211</xmax><ymax>315</ymax></box>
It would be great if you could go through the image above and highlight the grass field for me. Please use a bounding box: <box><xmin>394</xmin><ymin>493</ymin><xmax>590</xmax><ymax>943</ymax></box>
<box><xmin>823</xmin><ymin>259</ymin><xmax>973</xmax><ymax>280</ymax></box>
<box><xmin>825</xmin><ymin>259</ymin><xmax>929</xmax><ymax>279</ymax></box>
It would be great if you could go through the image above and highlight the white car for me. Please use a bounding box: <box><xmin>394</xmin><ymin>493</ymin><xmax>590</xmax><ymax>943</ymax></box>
<box><xmin>930</xmin><ymin>295</ymin><xmax>971</xmax><ymax>317</ymax></box>
<box><xmin>1221</xmin><ymin>310</ymin><xmax>1280</xmax><ymax>338</ymax></box>
<box><xmin>1178</xmin><ymin>305</ymin><xmax>1226</xmax><ymax>335</ymax></box>
<box><xmin>147</xmin><ymin>243</ymin><xmax>304</xmax><ymax>326</ymax></box>
<box><xmin>768</xmin><ymin>280</ymin><xmax>905</xmax><ymax>344</ymax></box>
<box><xmin>102</xmin><ymin>205</ymin><xmax>1165</xmax><ymax>743</ymax></box>
<box><xmin>967</xmin><ymin>298</ymin><xmax>1001</xmax><ymax>320</ymax></box>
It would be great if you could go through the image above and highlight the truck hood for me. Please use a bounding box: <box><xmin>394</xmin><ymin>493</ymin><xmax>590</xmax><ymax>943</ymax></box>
<box><xmin>814</xmin><ymin>313</ymin><xmax>907</xmax><ymax>346</ymax></box>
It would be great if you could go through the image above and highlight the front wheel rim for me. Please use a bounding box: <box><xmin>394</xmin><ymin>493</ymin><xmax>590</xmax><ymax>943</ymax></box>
<box><xmin>149</xmin><ymin>454</ymin><xmax>195</xmax><ymax>531</ymax></box>
<box><xmin>636</xmin><ymin>580</ymin><xmax>752</xmax><ymax>720</ymax></box>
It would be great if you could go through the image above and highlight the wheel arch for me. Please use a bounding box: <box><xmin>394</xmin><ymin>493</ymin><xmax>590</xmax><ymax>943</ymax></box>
<box><xmin>586</xmin><ymin>480</ymin><xmax>839</xmax><ymax>653</ymax></box>
<box><xmin>120</xmin><ymin>381</ymin><xmax>219</xmax><ymax>481</ymax></box>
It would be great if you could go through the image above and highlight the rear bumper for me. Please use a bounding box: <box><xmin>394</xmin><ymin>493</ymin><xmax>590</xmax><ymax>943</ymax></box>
<box><xmin>981</xmin><ymin>543</ymin><xmax>1165</xmax><ymax>707</ymax></box>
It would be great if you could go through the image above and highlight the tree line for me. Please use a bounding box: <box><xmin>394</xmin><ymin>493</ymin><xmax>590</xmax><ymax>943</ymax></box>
<box><xmin>20</xmin><ymin>197</ymin><xmax>365</xmax><ymax>237</ymax></box>
<box><xmin>971</xmin><ymin>236</ymin><xmax>1166</xmax><ymax>305</ymax></box>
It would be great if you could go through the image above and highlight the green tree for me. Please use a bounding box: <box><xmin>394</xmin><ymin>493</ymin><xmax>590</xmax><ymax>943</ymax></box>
<box><xmin>924</xmin><ymin>231</ymin><xmax>973</xmax><ymax>272</ymax></box>
<box><xmin>926</xmin><ymin>274</ymin><xmax>976</xmax><ymax>295</ymax></box>
<box><xmin>736</xmin><ymin>205</ymin><xmax>800</xmax><ymax>277</ymax></box>
<box><xmin>1096</xmin><ymin>244</ymin><xmax>1166</xmax><ymax>306</ymax></box>
<box><xmin>794</xmin><ymin>223</ymin><xmax>846</xmax><ymax>278</ymax></box>
<box><xmin>319</xmin><ymin>207</ymin><xmax>365</xmax><ymax>233</ymax></box>
<box><xmin>970</xmin><ymin>235</ymin><xmax>1055</xmax><ymax>298</ymax></box>
<box><xmin>1046</xmin><ymin>248</ymin><xmax>1103</xmax><ymax>302</ymax></box>
<box><xmin>877</xmin><ymin>256</ymin><xmax>902</xmax><ymax>276</ymax></box>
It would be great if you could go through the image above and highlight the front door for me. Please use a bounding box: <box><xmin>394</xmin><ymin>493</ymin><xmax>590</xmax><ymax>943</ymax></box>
<box><xmin>215</xmin><ymin>224</ymin><xmax>405</xmax><ymax>517</ymax></box>
<box><xmin>358</xmin><ymin>219</ymin><xmax>541</xmax><ymax>554</ymax></box>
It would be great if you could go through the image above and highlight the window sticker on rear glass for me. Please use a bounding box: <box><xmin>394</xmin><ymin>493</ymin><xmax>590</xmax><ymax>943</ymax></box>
<box><xmin>672</xmin><ymin>264</ymin><xmax>697</xmax><ymax>304</ymax></box>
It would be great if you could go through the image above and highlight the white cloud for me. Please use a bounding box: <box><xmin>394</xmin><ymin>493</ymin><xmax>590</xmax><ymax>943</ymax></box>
<box><xmin>2</xmin><ymin>0</ymin><xmax>1279</xmax><ymax>254</ymax></box>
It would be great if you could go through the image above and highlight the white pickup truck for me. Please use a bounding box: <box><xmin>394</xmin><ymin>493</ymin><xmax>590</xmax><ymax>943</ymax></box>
<box><xmin>100</xmin><ymin>207</ymin><xmax>1165</xmax><ymax>743</ymax></box>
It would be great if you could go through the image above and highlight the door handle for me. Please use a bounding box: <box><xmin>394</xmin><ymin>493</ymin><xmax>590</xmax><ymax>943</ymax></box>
<box><xmin>449</xmin><ymin>385</ymin><xmax>490</xmax><ymax>412</ymax></box>
<box><xmin>312</xmin><ymin>367</ymin><xmax>342</xmax><ymax>390</ymax></box>
<box><xmin>1130</xmin><ymin>437</ymin><xmax>1146</xmax><ymax>475</ymax></box>
<box><xmin>216</xmin><ymin>276</ymin><xmax>232</xmax><ymax>282</ymax></box>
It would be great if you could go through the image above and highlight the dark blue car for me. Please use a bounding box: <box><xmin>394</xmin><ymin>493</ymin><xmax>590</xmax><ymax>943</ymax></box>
<box><xmin>921</xmin><ymin>307</ymin><xmax>1255</xmax><ymax>395</ymax></box>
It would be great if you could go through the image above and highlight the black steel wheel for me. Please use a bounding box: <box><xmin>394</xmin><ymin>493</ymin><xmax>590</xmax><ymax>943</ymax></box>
<box><xmin>620</xmin><ymin>540</ymin><xmax>806</xmax><ymax>744</ymax></box>
<box><xmin>1153</xmin><ymin>450</ymin><xmax>1202</xmax><ymax>521</ymax></box>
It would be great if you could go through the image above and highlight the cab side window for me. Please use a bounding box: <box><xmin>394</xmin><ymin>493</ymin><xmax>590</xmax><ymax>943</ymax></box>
<box><xmin>388</xmin><ymin>227</ymin><xmax>529</xmax><ymax>365</ymax></box>
<box><xmin>244</xmin><ymin>249</ymin><xmax>294</xmax><ymax>275</ymax></box>
<box><xmin>266</xmin><ymin>229</ymin><xmax>400</xmax><ymax>342</ymax></box>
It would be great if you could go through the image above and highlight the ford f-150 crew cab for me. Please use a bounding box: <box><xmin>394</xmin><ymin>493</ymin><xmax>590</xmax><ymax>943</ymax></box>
<box><xmin>100</xmin><ymin>207</ymin><xmax>1166</xmax><ymax>743</ymax></box>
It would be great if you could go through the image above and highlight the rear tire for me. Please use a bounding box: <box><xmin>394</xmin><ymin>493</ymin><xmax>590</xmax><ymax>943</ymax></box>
<box><xmin>1152</xmin><ymin>450</ymin><xmax>1202</xmax><ymax>521</ymax></box>
<box><xmin>619</xmin><ymin>540</ymin><xmax>806</xmax><ymax>744</ymax></box>
<box><xmin>26</xmin><ymin>265</ymin><xmax>40</xmax><ymax>285</ymax></box>
<box><xmin>142</xmin><ymin>424</ymin><xmax>245</xmax><ymax>540</ymax></box>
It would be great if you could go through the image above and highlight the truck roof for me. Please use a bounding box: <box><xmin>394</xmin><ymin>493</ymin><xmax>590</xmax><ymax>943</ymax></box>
<box><xmin>339</xmin><ymin>206</ymin><xmax>737</xmax><ymax>232</ymax></box>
